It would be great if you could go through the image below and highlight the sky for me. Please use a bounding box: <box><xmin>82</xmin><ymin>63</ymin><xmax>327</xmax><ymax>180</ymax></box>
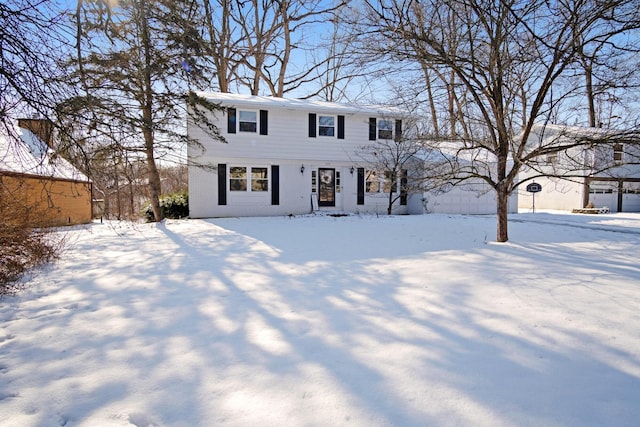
<box><xmin>1</xmin><ymin>211</ymin><xmax>639</xmax><ymax>426</ymax></box>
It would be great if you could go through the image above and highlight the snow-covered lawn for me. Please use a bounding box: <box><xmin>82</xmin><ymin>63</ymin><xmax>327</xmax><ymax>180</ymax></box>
<box><xmin>1</xmin><ymin>212</ymin><xmax>639</xmax><ymax>426</ymax></box>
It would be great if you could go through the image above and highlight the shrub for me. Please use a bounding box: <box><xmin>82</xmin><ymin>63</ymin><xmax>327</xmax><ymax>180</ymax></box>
<box><xmin>142</xmin><ymin>192</ymin><xmax>189</xmax><ymax>222</ymax></box>
<box><xmin>0</xmin><ymin>189</ymin><xmax>62</xmax><ymax>295</ymax></box>
<box><xmin>0</xmin><ymin>225</ymin><xmax>60</xmax><ymax>295</ymax></box>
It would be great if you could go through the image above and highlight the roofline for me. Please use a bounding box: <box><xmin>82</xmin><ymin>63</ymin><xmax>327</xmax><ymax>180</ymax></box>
<box><xmin>0</xmin><ymin>170</ymin><xmax>91</xmax><ymax>184</ymax></box>
<box><xmin>193</xmin><ymin>91</ymin><xmax>405</xmax><ymax>116</ymax></box>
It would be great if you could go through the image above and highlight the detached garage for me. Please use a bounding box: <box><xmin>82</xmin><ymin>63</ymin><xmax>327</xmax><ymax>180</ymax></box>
<box><xmin>0</xmin><ymin>120</ymin><xmax>92</xmax><ymax>227</ymax></box>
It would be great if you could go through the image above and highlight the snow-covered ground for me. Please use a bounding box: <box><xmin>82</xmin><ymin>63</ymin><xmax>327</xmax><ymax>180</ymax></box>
<box><xmin>1</xmin><ymin>211</ymin><xmax>639</xmax><ymax>427</ymax></box>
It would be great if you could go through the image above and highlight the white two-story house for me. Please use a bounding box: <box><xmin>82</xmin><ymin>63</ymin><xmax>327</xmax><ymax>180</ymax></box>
<box><xmin>188</xmin><ymin>92</ymin><xmax>419</xmax><ymax>218</ymax></box>
<box><xmin>518</xmin><ymin>123</ymin><xmax>640</xmax><ymax>212</ymax></box>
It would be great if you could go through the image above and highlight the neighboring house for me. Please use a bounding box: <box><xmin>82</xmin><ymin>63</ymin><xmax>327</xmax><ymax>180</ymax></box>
<box><xmin>518</xmin><ymin>123</ymin><xmax>640</xmax><ymax>212</ymax></box>
<box><xmin>188</xmin><ymin>92</ymin><xmax>417</xmax><ymax>218</ymax></box>
<box><xmin>0</xmin><ymin>119</ymin><xmax>92</xmax><ymax>226</ymax></box>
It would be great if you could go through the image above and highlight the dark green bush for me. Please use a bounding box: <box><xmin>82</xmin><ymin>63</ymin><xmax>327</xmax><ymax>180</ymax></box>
<box><xmin>143</xmin><ymin>192</ymin><xmax>189</xmax><ymax>222</ymax></box>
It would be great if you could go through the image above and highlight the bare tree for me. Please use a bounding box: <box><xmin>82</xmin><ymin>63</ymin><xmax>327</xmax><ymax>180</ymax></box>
<box><xmin>352</xmin><ymin>0</ymin><xmax>640</xmax><ymax>242</ymax></box>
<box><xmin>0</xmin><ymin>1</ymin><xmax>72</xmax><ymax>130</ymax></box>
<box><xmin>202</xmin><ymin>0</ymin><xmax>239</xmax><ymax>93</ymax></box>
<box><xmin>201</xmin><ymin>0</ymin><xmax>349</xmax><ymax>97</ymax></box>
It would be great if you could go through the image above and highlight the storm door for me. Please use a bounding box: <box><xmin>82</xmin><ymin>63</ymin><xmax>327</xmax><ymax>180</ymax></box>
<box><xmin>318</xmin><ymin>168</ymin><xmax>336</xmax><ymax>207</ymax></box>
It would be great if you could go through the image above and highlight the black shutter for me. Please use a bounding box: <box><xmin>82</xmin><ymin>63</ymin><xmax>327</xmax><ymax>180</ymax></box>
<box><xmin>227</xmin><ymin>109</ymin><xmax>236</xmax><ymax>134</ymax></box>
<box><xmin>400</xmin><ymin>169</ymin><xmax>408</xmax><ymax>205</ymax></box>
<box><xmin>260</xmin><ymin>110</ymin><xmax>268</xmax><ymax>135</ymax></box>
<box><xmin>308</xmin><ymin>113</ymin><xmax>317</xmax><ymax>137</ymax></box>
<box><xmin>271</xmin><ymin>165</ymin><xmax>279</xmax><ymax>205</ymax></box>
<box><xmin>357</xmin><ymin>167</ymin><xmax>365</xmax><ymax>205</ymax></box>
<box><xmin>395</xmin><ymin>119</ymin><xmax>402</xmax><ymax>141</ymax></box>
<box><xmin>218</xmin><ymin>163</ymin><xmax>227</xmax><ymax>205</ymax></box>
<box><xmin>369</xmin><ymin>118</ymin><xmax>376</xmax><ymax>141</ymax></box>
<box><xmin>337</xmin><ymin>115</ymin><xmax>345</xmax><ymax>139</ymax></box>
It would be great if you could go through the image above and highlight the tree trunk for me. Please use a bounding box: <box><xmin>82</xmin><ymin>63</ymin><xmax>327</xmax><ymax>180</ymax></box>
<box><xmin>584</xmin><ymin>61</ymin><xmax>597</xmax><ymax>127</ymax></box>
<box><xmin>138</xmin><ymin>0</ymin><xmax>162</xmax><ymax>222</ymax></box>
<box><xmin>114</xmin><ymin>160</ymin><xmax>121</xmax><ymax>220</ymax></box>
<box><xmin>496</xmin><ymin>130</ymin><xmax>510</xmax><ymax>242</ymax></box>
<box><xmin>144</xmin><ymin>135</ymin><xmax>162</xmax><ymax>222</ymax></box>
<box><xmin>421</xmin><ymin>65</ymin><xmax>439</xmax><ymax>138</ymax></box>
<box><xmin>496</xmin><ymin>184</ymin><xmax>509</xmax><ymax>242</ymax></box>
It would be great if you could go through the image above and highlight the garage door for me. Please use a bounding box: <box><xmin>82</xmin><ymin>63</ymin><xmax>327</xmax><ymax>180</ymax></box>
<box><xmin>588</xmin><ymin>183</ymin><xmax>617</xmax><ymax>212</ymax></box>
<box><xmin>622</xmin><ymin>182</ymin><xmax>640</xmax><ymax>212</ymax></box>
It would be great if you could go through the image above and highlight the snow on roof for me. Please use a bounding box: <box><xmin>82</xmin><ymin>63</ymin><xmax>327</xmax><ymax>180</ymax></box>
<box><xmin>194</xmin><ymin>91</ymin><xmax>404</xmax><ymax>116</ymax></box>
<box><xmin>0</xmin><ymin>126</ymin><xmax>89</xmax><ymax>182</ymax></box>
<box><xmin>519</xmin><ymin>122</ymin><xmax>628</xmax><ymax>144</ymax></box>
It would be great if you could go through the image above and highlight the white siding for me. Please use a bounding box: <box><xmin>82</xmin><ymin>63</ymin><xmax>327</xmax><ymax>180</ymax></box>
<box><xmin>518</xmin><ymin>176</ymin><xmax>584</xmax><ymax>212</ymax></box>
<box><xmin>189</xmin><ymin>108</ymin><xmax>374</xmax><ymax>163</ymax></box>
<box><xmin>423</xmin><ymin>181</ymin><xmax>517</xmax><ymax>215</ymax></box>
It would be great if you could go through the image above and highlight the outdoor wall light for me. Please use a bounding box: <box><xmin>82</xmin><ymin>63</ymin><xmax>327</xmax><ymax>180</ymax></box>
<box><xmin>300</xmin><ymin>164</ymin><xmax>305</xmax><ymax>174</ymax></box>
<box><xmin>350</xmin><ymin>166</ymin><xmax>355</xmax><ymax>174</ymax></box>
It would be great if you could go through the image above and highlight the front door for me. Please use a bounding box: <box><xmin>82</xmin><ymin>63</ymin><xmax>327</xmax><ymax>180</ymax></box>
<box><xmin>318</xmin><ymin>168</ymin><xmax>335</xmax><ymax>207</ymax></box>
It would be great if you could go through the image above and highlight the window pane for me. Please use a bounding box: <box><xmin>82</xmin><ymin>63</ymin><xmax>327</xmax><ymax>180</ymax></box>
<box><xmin>366</xmin><ymin>170</ymin><xmax>380</xmax><ymax>193</ymax></box>
<box><xmin>239</xmin><ymin>110</ymin><xmax>257</xmax><ymax>133</ymax></box>
<box><xmin>251</xmin><ymin>180</ymin><xmax>268</xmax><ymax>191</ymax></box>
<box><xmin>319</xmin><ymin>126</ymin><xmax>334</xmax><ymax>136</ymax></box>
<box><xmin>614</xmin><ymin>144</ymin><xmax>624</xmax><ymax>163</ymax></box>
<box><xmin>251</xmin><ymin>167</ymin><xmax>268</xmax><ymax>179</ymax></box>
<box><xmin>378</xmin><ymin>120</ymin><xmax>393</xmax><ymax>139</ymax></box>
<box><xmin>239</xmin><ymin>111</ymin><xmax>256</xmax><ymax>121</ymax></box>
<box><xmin>251</xmin><ymin>167</ymin><xmax>268</xmax><ymax>192</ymax></box>
<box><xmin>230</xmin><ymin>167</ymin><xmax>247</xmax><ymax>191</ymax></box>
<box><xmin>319</xmin><ymin>116</ymin><xmax>334</xmax><ymax>126</ymax></box>
<box><xmin>311</xmin><ymin>170</ymin><xmax>317</xmax><ymax>193</ymax></box>
<box><xmin>230</xmin><ymin>167</ymin><xmax>246</xmax><ymax>178</ymax></box>
<box><xmin>319</xmin><ymin>115</ymin><xmax>335</xmax><ymax>137</ymax></box>
<box><xmin>383</xmin><ymin>171</ymin><xmax>397</xmax><ymax>193</ymax></box>
<box><xmin>239</xmin><ymin>122</ymin><xmax>257</xmax><ymax>132</ymax></box>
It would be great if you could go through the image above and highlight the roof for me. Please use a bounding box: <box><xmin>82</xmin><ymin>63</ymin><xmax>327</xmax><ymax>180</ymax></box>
<box><xmin>0</xmin><ymin>126</ymin><xmax>89</xmax><ymax>182</ymax></box>
<box><xmin>519</xmin><ymin>122</ymin><xmax>634</xmax><ymax>144</ymax></box>
<box><xmin>194</xmin><ymin>91</ymin><xmax>404</xmax><ymax>116</ymax></box>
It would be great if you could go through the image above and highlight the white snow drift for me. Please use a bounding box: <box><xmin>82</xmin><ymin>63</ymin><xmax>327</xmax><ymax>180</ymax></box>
<box><xmin>1</xmin><ymin>212</ymin><xmax>639</xmax><ymax>426</ymax></box>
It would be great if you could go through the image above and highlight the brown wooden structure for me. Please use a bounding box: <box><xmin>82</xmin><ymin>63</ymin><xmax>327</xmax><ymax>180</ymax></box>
<box><xmin>1</xmin><ymin>119</ymin><xmax>92</xmax><ymax>226</ymax></box>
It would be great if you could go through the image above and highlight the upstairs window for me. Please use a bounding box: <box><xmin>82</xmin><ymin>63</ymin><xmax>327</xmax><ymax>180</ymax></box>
<box><xmin>318</xmin><ymin>115</ymin><xmax>335</xmax><ymax>137</ymax></box>
<box><xmin>309</xmin><ymin>114</ymin><xmax>344</xmax><ymax>139</ymax></box>
<box><xmin>378</xmin><ymin>120</ymin><xmax>393</xmax><ymax>140</ymax></box>
<box><xmin>239</xmin><ymin>110</ymin><xmax>257</xmax><ymax>132</ymax></box>
<box><xmin>613</xmin><ymin>143</ymin><xmax>624</xmax><ymax>164</ymax></box>
<box><xmin>369</xmin><ymin>118</ymin><xmax>402</xmax><ymax>141</ymax></box>
<box><xmin>227</xmin><ymin>109</ymin><xmax>268</xmax><ymax>134</ymax></box>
